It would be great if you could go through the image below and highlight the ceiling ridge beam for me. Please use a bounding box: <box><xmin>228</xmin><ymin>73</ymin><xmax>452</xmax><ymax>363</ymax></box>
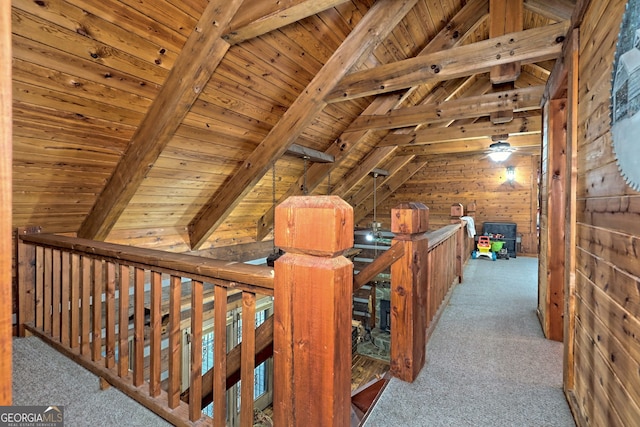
<box><xmin>188</xmin><ymin>0</ymin><xmax>420</xmax><ymax>249</ymax></box>
<box><xmin>349</xmin><ymin>84</ymin><xmax>544</xmax><ymax>132</ymax></box>
<box><xmin>77</xmin><ymin>0</ymin><xmax>244</xmax><ymax>241</ymax></box>
<box><xmin>325</xmin><ymin>20</ymin><xmax>570</xmax><ymax>103</ymax></box>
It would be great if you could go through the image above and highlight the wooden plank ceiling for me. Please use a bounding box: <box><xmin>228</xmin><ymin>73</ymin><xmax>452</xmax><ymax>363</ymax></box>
<box><xmin>11</xmin><ymin>0</ymin><xmax>576</xmax><ymax>253</ymax></box>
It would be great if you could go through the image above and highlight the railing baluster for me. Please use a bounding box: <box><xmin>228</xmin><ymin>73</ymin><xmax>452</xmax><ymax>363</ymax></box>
<box><xmin>133</xmin><ymin>267</ymin><xmax>145</xmax><ymax>387</ymax></box>
<box><xmin>118</xmin><ymin>265</ymin><xmax>130</xmax><ymax>378</ymax></box>
<box><xmin>43</xmin><ymin>248</ymin><xmax>52</xmax><ymax>336</ymax></box>
<box><xmin>189</xmin><ymin>280</ymin><xmax>203</xmax><ymax>422</ymax></box>
<box><xmin>213</xmin><ymin>284</ymin><xmax>227</xmax><ymax>427</ymax></box>
<box><xmin>60</xmin><ymin>251</ymin><xmax>70</xmax><ymax>346</ymax></box>
<box><xmin>149</xmin><ymin>271</ymin><xmax>162</xmax><ymax>397</ymax></box>
<box><xmin>52</xmin><ymin>249</ymin><xmax>61</xmax><ymax>341</ymax></box>
<box><xmin>70</xmin><ymin>253</ymin><xmax>80</xmax><ymax>349</ymax></box>
<box><xmin>92</xmin><ymin>259</ymin><xmax>103</xmax><ymax>363</ymax></box>
<box><xmin>35</xmin><ymin>246</ymin><xmax>44</xmax><ymax>330</ymax></box>
<box><xmin>240</xmin><ymin>291</ymin><xmax>256</xmax><ymax>427</ymax></box>
<box><xmin>168</xmin><ymin>275</ymin><xmax>182</xmax><ymax>409</ymax></box>
<box><xmin>105</xmin><ymin>262</ymin><xmax>116</xmax><ymax>369</ymax></box>
<box><xmin>81</xmin><ymin>256</ymin><xmax>91</xmax><ymax>356</ymax></box>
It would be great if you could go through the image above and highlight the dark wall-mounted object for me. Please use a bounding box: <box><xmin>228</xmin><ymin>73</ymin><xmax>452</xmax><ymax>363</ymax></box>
<box><xmin>482</xmin><ymin>222</ymin><xmax>517</xmax><ymax>258</ymax></box>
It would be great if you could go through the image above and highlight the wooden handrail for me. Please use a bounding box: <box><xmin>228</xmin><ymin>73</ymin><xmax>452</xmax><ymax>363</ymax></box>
<box><xmin>353</xmin><ymin>243</ymin><xmax>405</xmax><ymax>290</ymax></box>
<box><xmin>18</xmin><ymin>233</ymin><xmax>274</xmax><ymax>293</ymax></box>
<box><xmin>426</xmin><ymin>223</ymin><xmax>463</xmax><ymax>250</ymax></box>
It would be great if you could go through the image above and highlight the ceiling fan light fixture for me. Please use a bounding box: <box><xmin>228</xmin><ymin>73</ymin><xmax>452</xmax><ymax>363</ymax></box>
<box><xmin>488</xmin><ymin>141</ymin><xmax>514</xmax><ymax>162</ymax></box>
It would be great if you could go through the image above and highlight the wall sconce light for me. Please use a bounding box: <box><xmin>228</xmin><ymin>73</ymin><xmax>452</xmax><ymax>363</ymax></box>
<box><xmin>506</xmin><ymin>166</ymin><xmax>515</xmax><ymax>182</ymax></box>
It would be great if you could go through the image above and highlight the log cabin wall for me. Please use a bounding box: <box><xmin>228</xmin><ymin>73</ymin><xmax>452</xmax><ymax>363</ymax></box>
<box><xmin>570</xmin><ymin>0</ymin><xmax>640</xmax><ymax>425</ymax></box>
<box><xmin>372</xmin><ymin>153</ymin><xmax>540</xmax><ymax>255</ymax></box>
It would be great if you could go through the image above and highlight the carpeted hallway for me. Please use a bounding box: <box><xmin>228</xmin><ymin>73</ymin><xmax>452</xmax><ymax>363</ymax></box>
<box><xmin>364</xmin><ymin>256</ymin><xmax>575</xmax><ymax>426</ymax></box>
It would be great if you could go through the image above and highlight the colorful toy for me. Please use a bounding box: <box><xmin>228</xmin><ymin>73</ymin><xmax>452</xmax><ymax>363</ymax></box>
<box><xmin>472</xmin><ymin>235</ymin><xmax>496</xmax><ymax>260</ymax></box>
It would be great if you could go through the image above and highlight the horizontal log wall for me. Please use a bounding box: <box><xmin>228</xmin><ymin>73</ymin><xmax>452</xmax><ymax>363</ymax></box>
<box><xmin>572</xmin><ymin>0</ymin><xmax>640</xmax><ymax>425</ymax></box>
<box><xmin>377</xmin><ymin>154</ymin><xmax>540</xmax><ymax>255</ymax></box>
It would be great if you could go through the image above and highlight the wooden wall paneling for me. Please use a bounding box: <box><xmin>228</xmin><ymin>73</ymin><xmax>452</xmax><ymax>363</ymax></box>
<box><xmin>1</xmin><ymin>0</ymin><xmax>11</xmax><ymax>400</ymax></box>
<box><xmin>573</xmin><ymin>0</ymin><xmax>640</xmax><ymax>423</ymax></box>
<box><xmin>78</xmin><ymin>0</ymin><xmax>245</xmax><ymax>241</ymax></box>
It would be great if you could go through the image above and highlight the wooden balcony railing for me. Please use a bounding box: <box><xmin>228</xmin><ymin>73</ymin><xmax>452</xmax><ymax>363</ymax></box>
<box><xmin>17</xmin><ymin>229</ymin><xmax>274</xmax><ymax>427</ymax></box>
<box><xmin>16</xmin><ymin>197</ymin><xmax>472</xmax><ymax>426</ymax></box>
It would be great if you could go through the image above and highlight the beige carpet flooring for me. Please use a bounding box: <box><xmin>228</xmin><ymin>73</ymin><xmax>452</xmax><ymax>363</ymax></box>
<box><xmin>364</xmin><ymin>256</ymin><xmax>576</xmax><ymax>427</ymax></box>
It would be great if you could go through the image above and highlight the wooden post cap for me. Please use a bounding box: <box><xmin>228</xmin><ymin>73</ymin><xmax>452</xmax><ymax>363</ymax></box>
<box><xmin>391</xmin><ymin>202</ymin><xmax>429</xmax><ymax>234</ymax></box>
<box><xmin>450</xmin><ymin>203</ymin><xmax>464</xmax><ymax>217</ymax></box>
<box><xmin>275</xmin><ymin>196</ymin><xmax>353</xmax><ymax>256</ymax></box>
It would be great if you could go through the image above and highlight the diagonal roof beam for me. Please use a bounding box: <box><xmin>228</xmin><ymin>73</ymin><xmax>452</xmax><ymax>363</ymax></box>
<box><xmin>523</xmin><ymin>0</ymin><xmax>576</xmax><ymax>22</ymax></box>
<box><xmin>254</xmin><ymin>0</ymin><xmax>490</xmax><ymax>241</ymax></box>
<box><xmin>348</xmin><ymin>85</ymin><xmax>544</xmax><ymax>132</ymax></box>
<box><xmin>188</xmin><ymin>0</ymin><xmax>419</xmax><ymax>249</ymax></box>
<box><xmin>77</xmin><ymin>0</ymin><xmax>244</xmax><ymax>241</ymax></box>
<box><xmin>325</xmin><ymin>21</ymin><xmax>569</xmax><ymax>103</ymax></box>
<box><xmin>223</xmin><ymin>0</ymin><xmax>351</xmax><ymax>45</ymax></box>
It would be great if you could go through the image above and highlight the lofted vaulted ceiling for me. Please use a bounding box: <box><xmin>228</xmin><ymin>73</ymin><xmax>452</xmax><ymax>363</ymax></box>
<box><xmin>11</xmin><ymin>0</ymin><xmax>576</xmax><ymax>253</ymax></box>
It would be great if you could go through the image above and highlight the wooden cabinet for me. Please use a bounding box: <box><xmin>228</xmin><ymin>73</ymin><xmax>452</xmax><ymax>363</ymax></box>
<box><xmin>482</xmin><ymin>222</ymin><xmax>517</xmax><ymax>258</ymax></box>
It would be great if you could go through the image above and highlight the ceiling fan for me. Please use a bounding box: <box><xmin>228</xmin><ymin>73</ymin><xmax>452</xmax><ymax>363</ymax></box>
<box><xmin>486</xmin><ymin>140</ymin><xmax>515</xmax><ymax>162</ymax></box>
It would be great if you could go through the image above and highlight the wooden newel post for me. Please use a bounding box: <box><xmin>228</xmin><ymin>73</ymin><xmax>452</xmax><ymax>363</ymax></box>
<box><xmin>390</xmin><ymin>202</ymin><xmax>429</xmax><ymax>382</ymax></box>
<box><xmin>16</xmin><ymin>227</ymin><xmax>41</xmax><ymax>337</ymax></box>
<box><xmin>273</xmin><ymin>196</ymin><xmax>353</xmax><ymax>426</ymax></box>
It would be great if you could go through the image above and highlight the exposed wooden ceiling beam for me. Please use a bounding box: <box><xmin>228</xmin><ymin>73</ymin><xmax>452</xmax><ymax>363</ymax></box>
<box><xmin>77</xmin><ymin>0</ymin><xmax>244</xmax><ymax>241</ymax></box>
<box><xmin>187</xmin><ymin>0</ymin><xmax>419</xmax><ymax>250</ymax></box>
<box><xmin>379</xmin><ymin>115</ymin><xmax>541</xmax><ymax>147</ymax></box>
<box><xmin>397</xmin><ymin>134</ymin><xmax>541</xmax><ymax>156</ymax></box>
<box><xmin>325</xmin><ymin>20</ymin><xmax>569</xmax><ymax>103</ymax></box>
<box><xmin>223</xmin><ymin>0</ymin><xmax>350</xmax><ymax>45</ymax></box>
<box><xmin>254</xmin><ymin>0</ymin><xmax>490</xmax><ymax>241</ymax></box>
<box><xmin>348</xmin><ymin>85</ymin><xmax>544</xmax><ymax>132</ymax></box>
<box><xmin>524</xmin><ymin>0</ymin><xmax>576</xmax><ymax>22</ymax></box>
<box><xmin>490</xmin><ymin>0</ymin><xmax>523</xmax><ymax>84</ymax></box>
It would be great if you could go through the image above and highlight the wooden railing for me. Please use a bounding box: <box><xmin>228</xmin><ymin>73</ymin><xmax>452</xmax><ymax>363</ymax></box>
<box><xmin>15</xmin><ymin>197</ymin><xmax>473</xmax><ymax>426</ymax></box>
<box><xmin>17</xmin><ymin>229</ymin><xmax>274</xmax><ymax>427</ymax></box>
